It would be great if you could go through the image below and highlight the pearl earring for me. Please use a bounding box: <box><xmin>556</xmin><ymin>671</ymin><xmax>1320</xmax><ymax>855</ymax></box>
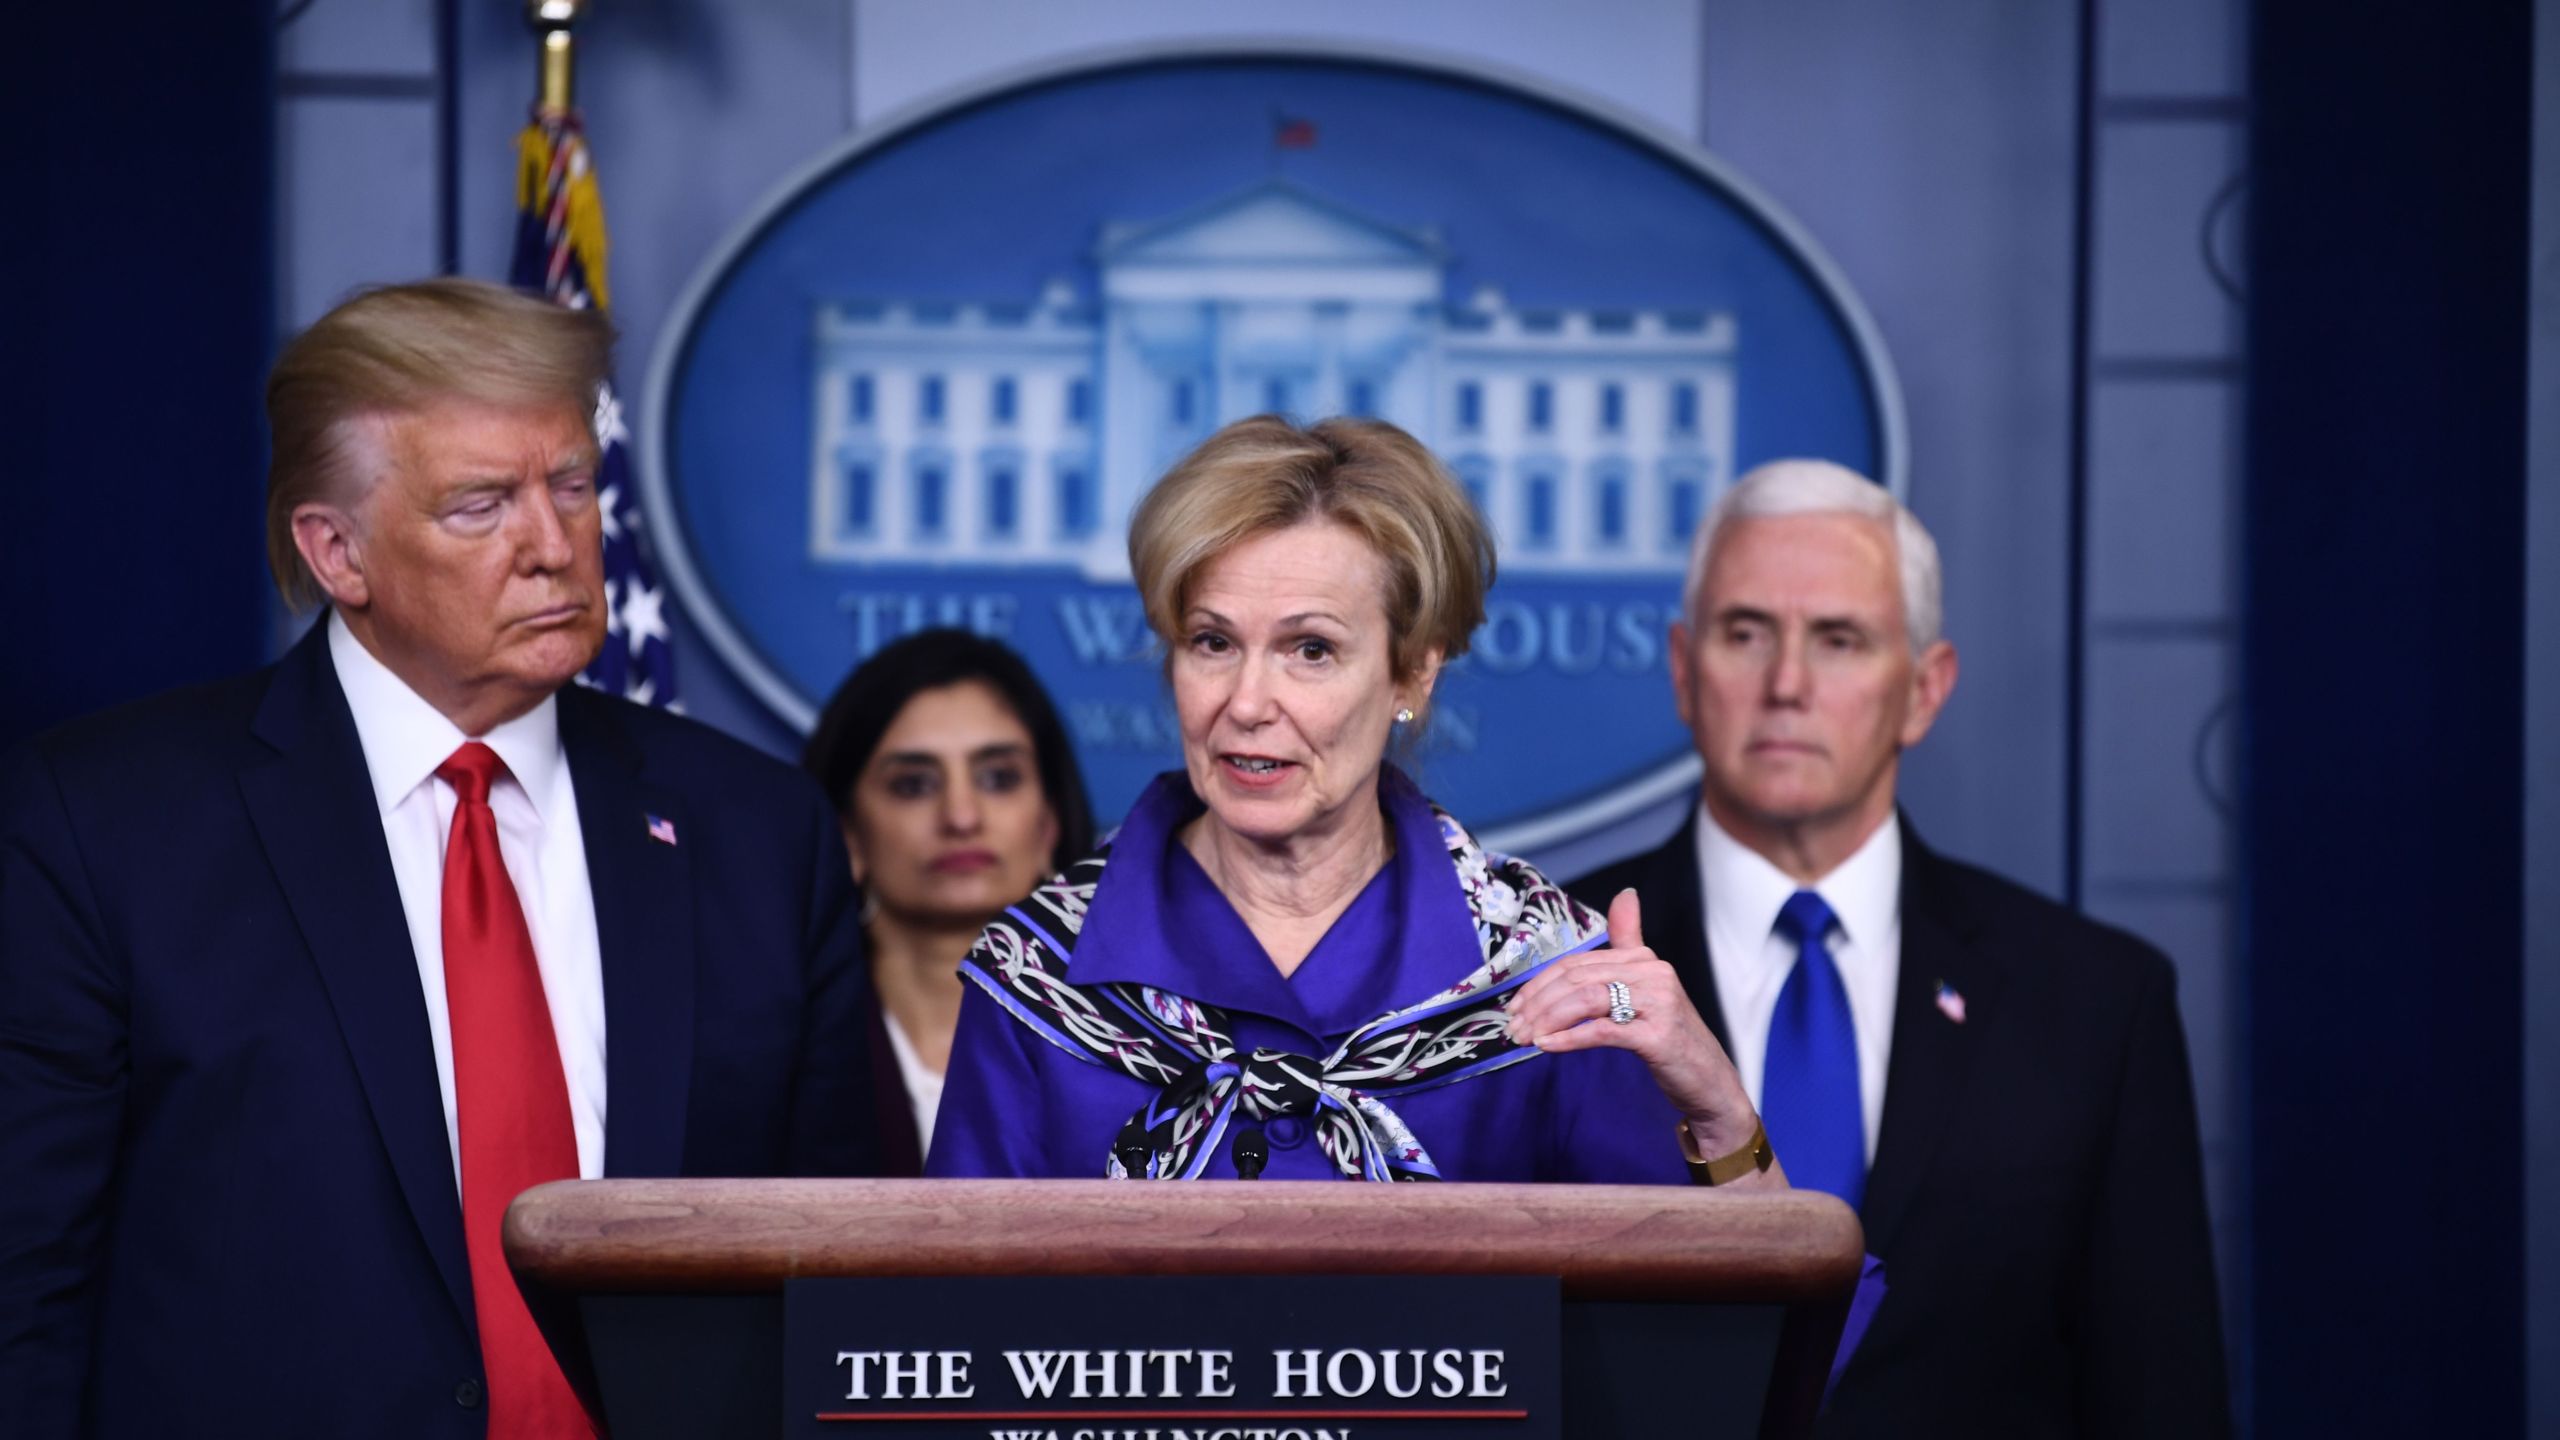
<box><xmin>1395</xmin><ymin>708</ymin><xmax>1415</xmax><ymax>725</ymax></box>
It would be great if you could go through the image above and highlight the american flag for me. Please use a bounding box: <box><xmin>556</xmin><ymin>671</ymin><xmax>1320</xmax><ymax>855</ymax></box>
<box><xmin>1934</xmin><ymin>980</ymin><xmax>1968</xmax><ymax>1025</ymax></box>
<box><xmin>509</xmin><ymin>108</ymin><xmax>679</xmax><ymax>710</ymax></box>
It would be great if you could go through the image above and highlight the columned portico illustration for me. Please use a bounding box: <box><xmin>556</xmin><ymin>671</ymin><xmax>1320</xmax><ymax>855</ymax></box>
<box><xmin>808</xmin><ymin>178</ymin><xmax>1738</xmax><ymax>580</ymax></box>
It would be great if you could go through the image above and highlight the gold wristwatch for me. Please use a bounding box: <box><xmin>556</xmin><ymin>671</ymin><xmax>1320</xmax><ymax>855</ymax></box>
<box><xmin>1678</xmin><ymin>1117</ymin><xmax>1774</xmax><ymax>1186</ymax></box>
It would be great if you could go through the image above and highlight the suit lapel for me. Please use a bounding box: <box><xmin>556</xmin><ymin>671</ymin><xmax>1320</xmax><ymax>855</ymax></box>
<box><xmin>1858</xmin><ymin>817</ymin><xmax>2001</xmax><ymax>1256</ymax></box>
<box><xmin>1639</xmin><ymin>813</ymin><xmax>1733</xmax><ymax>1050</ymax></box>
<box><xmin>560</xmin><ymin>689</ymin><xmax>696</xmax><ymax>1179</ymax></box>
<box><xmin>238</xmin><ymin>627</ymin><xmax>472</xmax><ymax>1325</ymax></box>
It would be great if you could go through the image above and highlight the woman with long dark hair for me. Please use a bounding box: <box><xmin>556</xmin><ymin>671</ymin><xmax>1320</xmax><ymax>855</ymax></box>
<box><xmin>804</xmin><ymin>629</ymin><xmax>1094</xmax><ymax>1173</ymax></box>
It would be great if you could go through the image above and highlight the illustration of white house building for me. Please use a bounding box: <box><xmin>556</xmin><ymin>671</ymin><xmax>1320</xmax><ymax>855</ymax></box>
<box><xmin>807</xmin><ymin>179</ymin><xmax>1737</xmax><ymax>579</ymax></box>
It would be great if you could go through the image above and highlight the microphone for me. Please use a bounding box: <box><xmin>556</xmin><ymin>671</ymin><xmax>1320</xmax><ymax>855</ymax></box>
<box><xmin>1233</xmin><ymin>1126</ymin><xmax>1269</xmax><ymax>1180</ymax></box>
<box><xmin>1113</xmin><ymin>1130</ymin><xmax>1155</xmax><ymax>1178</ymax></box>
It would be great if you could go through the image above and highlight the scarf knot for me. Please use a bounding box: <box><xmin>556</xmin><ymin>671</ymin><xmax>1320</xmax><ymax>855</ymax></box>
<box><xmin>964</xmin><ymin>790</ymin><xmax>1604</xmax><ymax>1182</ymax></box>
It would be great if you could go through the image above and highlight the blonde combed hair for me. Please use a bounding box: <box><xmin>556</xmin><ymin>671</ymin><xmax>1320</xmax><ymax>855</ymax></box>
<box><xmin>1128</xmin><ymin>415</ymin><xmax>1494</xmax><ymax>684</ymax></box>
<box><xmin>263</xmin><ymin>278</ymin><xmax>614</xmax><ymax>610</ymax></box>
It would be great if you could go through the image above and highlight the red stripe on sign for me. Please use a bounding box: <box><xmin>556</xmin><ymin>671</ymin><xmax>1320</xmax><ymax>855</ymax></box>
<box><xmin>815</xmin><ymin>1408</ymin><xmax>1529</xmax><ymax>1422</ymax></box>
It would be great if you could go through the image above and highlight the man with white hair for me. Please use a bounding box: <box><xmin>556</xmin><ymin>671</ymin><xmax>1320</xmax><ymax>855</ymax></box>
<box><xmin>1568</xmin><ymin>459</ymin><xmax>2229</xmax><ymax>1437</ymax></box>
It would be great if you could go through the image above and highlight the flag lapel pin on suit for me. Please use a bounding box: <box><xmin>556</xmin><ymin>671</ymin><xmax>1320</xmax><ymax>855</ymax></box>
<box><xmin>1934</xmin><ymin>980</ymin><xmax>1967</xmax><ymax>1025</ymax></box>
<box><xmin>646</xmin><ymin>814</ymin><xmax>678</xmax><ymax>846</ymax></box>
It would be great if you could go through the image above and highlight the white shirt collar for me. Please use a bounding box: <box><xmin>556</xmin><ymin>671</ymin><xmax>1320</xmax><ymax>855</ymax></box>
<box><xmin>328</xmin><ymin>610</ymin><xmax>563</xmax><ymax>817</ymax></box>
<box><xmin>1694</xmin><ymin>800</ymin><xmax>1903</xmax><ymax>954</ymax></box>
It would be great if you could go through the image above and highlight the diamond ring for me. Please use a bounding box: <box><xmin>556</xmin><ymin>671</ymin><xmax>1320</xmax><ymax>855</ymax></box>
<box><xmin>1607</xmin><ymin>980</ymin><xmax>1637</xmax><ymax>1025</ymax></box>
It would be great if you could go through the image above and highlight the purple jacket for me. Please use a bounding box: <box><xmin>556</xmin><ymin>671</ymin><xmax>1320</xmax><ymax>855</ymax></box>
<box><xmin>928</xmin><ymin>768</ymin><xmax>1688</xmax><ymax>1184</ymax></box>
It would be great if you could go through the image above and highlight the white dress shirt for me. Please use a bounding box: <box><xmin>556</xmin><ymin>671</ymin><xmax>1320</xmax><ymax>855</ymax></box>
<box><xmin>881</xmin><ymin>1011</ymin><xmax>947</xmax><ymax>1160</ymax></box>
<box><xmin>330</xmin><ymin>613</ymin><xmax>609</xmax><ymax>1186</ymax></box>
<box><xmin>1694</xmin><ymin>803</ymin><xmax>1901</xmax><ymax>1162</ymax></box>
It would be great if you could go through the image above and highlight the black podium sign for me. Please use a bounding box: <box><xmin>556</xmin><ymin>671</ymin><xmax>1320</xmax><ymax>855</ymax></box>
<box><xmin>784</xmin><ymin>1275</ymin><xmax>1562</xmax><ymax>1440</ymax></box>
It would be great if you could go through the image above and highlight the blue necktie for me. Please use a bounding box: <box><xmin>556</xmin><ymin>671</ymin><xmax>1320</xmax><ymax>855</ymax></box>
<box><xmin>1763</xmin><ymin>890</ymin><xmax>1866</xmax><ymax>1209</ymax></box>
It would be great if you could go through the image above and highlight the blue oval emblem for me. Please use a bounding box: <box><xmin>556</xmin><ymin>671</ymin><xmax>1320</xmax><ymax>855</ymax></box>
<box><xmin>643</xmin><ymin>44</ymin><xmax>1902</xmax><ymax>852</ymax></box>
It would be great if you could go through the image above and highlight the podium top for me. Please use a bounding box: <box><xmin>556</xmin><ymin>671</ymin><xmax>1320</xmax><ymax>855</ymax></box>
<box><xmin>506</xmin><ymin>1177</ymin><xmax>1863</xmax><ymax>1304</ymax></box>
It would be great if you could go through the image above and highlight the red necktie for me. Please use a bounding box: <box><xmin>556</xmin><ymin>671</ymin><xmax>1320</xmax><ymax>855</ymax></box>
<box><xmin>436</xmin><ymin>742</ymin><xmax>591</xmax><ymax>1438</ymax></box>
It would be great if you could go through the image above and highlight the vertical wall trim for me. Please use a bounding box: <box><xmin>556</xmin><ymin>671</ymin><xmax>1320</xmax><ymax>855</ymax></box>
<box><xmin>436</xmin><ymin>0</ymin><xmax>460</xmax><ymax>275</ymax></box>
<box><xmin>2246</xmin><ymin>0</ymin><xmax>2529</xmax><ymax>1430</ymax></box>
<box><xmin>1694</xmin><ymin>0</ymin><xmax>1712</xmax><ymax>144</ymax></box>
<box><xmin>2062</xmin><ymin>0</ymin><xmax>2098</xmax><ymax>910</ymax></box>
<box><xmin>2525</xmin><ymin>0</ymin><xmax>2560</xmax><ymax>1430</ymax></box>
<box><xmin>844</xmin><ymin>0</ymin><xmax>859</xmax><ymax>132</ymax></box>
<box><xmin>2</xmin><ymin>2</ymin><xmax>276</xmax><ymax>747</ymax></box>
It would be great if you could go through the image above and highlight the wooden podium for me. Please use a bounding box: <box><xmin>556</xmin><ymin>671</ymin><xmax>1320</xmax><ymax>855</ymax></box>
<box><xmin>507</xmin><ymin>1178</ymin><xmax>1863</xmax><ymax>1439</ymax></box>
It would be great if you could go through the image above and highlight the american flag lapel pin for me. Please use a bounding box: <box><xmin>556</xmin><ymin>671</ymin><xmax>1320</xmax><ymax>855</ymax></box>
<box><xmin>1934</xmin><ymin>980</ymin><xmax>1967</xmax><ymax>1025</ymax></box>
<box><xmin>646</xmin><ymin>814</ymin><xmax>679</xmax><ymax>846</ymax></box>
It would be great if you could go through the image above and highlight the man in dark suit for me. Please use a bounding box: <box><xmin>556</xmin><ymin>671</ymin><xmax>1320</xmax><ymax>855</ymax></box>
<box><xmin>1569</xmin><ymin>459</ymin><xmax>2229</xmax><ymax>1437</ymax></box>
<box><xmin>0</xmin><ymin>279</ymin><xmax>877</xmax><ymax>1438</ymax></box>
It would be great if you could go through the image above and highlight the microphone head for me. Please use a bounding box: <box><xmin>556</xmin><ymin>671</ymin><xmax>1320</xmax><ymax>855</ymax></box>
<box><xmin>1233</xmin><ymin>1125</ymin><xmax>1270</xmax><ymax>1180</ymax></box>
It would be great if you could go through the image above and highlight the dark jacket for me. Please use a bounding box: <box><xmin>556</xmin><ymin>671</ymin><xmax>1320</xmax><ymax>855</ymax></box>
<box><xmin>1569</xmin><ymin>811</ymin><xmax>2231</xmax><ymax>1440</ymax></box>
<box><xmin>0</xmin><ymin>624</ymin><xmax>879</xmax><ymax>1437</ymax></box>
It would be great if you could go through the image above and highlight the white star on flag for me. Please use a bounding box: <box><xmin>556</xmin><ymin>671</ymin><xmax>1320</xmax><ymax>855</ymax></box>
<box><xmin>620</xmin><ymin>579</ymin><xmax>669</xmax><ymax>652</ymax></box>
<box><xmin>592</xmin><ymin>385</ymin><xmax>628</xmax><ymax>448</ymax></box>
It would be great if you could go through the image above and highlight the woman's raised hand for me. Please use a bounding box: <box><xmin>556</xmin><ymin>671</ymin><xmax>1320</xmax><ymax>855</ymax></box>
<box><xmin>1507</xmin><ymin>888</ymin><xmax>1771</xmax><ymax>1168</ymax></box>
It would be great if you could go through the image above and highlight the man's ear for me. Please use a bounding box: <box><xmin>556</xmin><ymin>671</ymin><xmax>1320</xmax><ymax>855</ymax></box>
<box><xmin>1668</xmin><ymin>620</ymin><xmax>1698</xmax><ymax>731</ymax></box>
<box><xmin>291</xmin><ymin>502</ymin><xmax>371</xmax><ymax>612</ymax></box>
<box><xmin>1899</xmin><ymin>639</ymin><xmax>1960</xmax><ymax>748</ymax></box>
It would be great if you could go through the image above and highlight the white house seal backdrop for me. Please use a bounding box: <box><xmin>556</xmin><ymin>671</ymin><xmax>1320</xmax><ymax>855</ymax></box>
<box><xmin>643</xmin><ymin>45</ymin><xmax>1902</xmax><ymax>851</ymax></box>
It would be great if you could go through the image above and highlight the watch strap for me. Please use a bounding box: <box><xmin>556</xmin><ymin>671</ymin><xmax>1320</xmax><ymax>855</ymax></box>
<box><xmin>1678</xmin><ymin>1116</ymin><xmax>1774</xmax><ymax>1186</ymax></box>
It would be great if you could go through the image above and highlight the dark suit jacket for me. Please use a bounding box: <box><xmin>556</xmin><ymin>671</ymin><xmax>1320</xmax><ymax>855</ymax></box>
<box><xmin>0</xmin><ymin>625</ymin><xmax>878</xmax><ymax>1438</ymax></box>
<box><xmin>1570</xmin><ymin>811</ymin><xmax>2230</xmax><ymax>1439</ymax></box>
<box><xmin>866</xmin><ymin>998</ymin><xmax>926</xmax><ymax>1178</ymax></box>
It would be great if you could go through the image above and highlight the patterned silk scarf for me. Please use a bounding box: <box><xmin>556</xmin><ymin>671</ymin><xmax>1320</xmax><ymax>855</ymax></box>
<box><xmin>960</xmin><ymin>797</ymin><xmax>1605</xmax><ymax>1181</ymax></box>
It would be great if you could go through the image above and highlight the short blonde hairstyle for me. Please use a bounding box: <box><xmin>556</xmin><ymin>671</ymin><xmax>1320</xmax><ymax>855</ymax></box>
<box><xmin>263</xmin><ymin>278</ymin><xmax>614</xmax><ymax>610</ymax></box>
<box><xmin>1128</xmin><ymin>415</ymin><xmax>1494</xmax><ymax>682</ymax></box>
